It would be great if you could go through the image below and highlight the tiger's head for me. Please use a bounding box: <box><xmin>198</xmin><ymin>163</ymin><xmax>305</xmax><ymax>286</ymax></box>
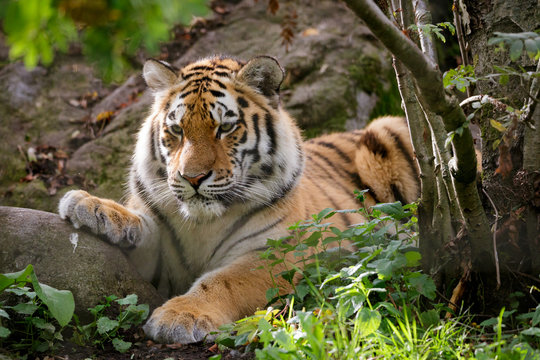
<box><xmin>141</xmin><ymin>56</ymin><xmax>303</xmax><ymax>220</ymax></box>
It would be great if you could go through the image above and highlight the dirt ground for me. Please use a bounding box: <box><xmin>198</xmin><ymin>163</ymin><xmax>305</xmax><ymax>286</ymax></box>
<box><xmin>36</xmin><ymin>329</ymin><xmax>254</xmax><ymax>360</ymax></box>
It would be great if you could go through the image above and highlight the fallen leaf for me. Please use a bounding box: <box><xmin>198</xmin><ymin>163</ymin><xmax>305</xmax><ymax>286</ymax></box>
<box><xmin>302</xmin><ymin>28</ymin><xmax>319</xmax><ymax>37</ymax></box>
<box><xmin>208</xmin><ymin>343</ymin><xmax>219</xmax><ymax>353</ymax></box>
<box><xmin>494</xmin><ymin>143</ymin><xmax>512</xmax><ymax>178</ymax></box>
<box><xmin>69</xmin><ymin>99</ymin><xmax>80</xmax><ymax>107</ymax></box>
<box><xmin>95</xmin><ymin>111</ymin><xmax>115</xmax><ymax>123</ymax></box>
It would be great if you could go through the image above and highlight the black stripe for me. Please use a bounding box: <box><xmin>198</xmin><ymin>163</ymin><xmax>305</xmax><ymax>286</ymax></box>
<box><xmin>359</xmin><ymin>130</ymin><xmax>388</xmax><ymax>158</ymax></box>
<box><xmin>213</xmin><ymin>79</ymin><xmax>227</xmax><ymax>89</ymax></box>
<box><xmin>306</xmin><ymin>175</ymin><xmax>351</xmax><ymax>227</ymax></box>
<box><xmin>240</xmin><ymin>113</ymin><xmax>261</xmax><ymax>164</ymax></box>
<box><xmin>150</xmin><ymin>250</ymin><xmax>163</xmax><ymax>289</ymax></box>
<box><xmin>182</xmin><ymin>71</ymin><xmax>202</xmax><ymax>80</ymax></box>
<box><xmin>238</xmin><ymin>130</ymin><xmax>248</xmax><ymax>144</ymax></box>
<box><xmin>134</xmin><ymin>177</ymin><xmax>189</xmax><ymax>268</ymax></box>
<box><xmin>214</xmin><ymin>71</ymin><xmax>231</xmax><ymax>78</ymax></box>
<box><xmin>265</xmin><ymin>112</ymin><xmax>277</xmax><ymax>155</ymax></box>
<box><xmin>391</xmin><ymin>184</ymin><xmax>407</xmax><ymax>205</ymax></box>
<box><xmin>313</xmin><ymin>141</ymin><xmax>352</xmax><ymax>163</ymax></box>
<box><xmin>210</xmin><ymin>89</ymin><xmax>225</xmax><ymax>97</ymax></box>
<box><xmin>237</xmin><ymin>97</ymin><xmax>249</xmax><ymax>108</ymax></box>
<box><xmin>260</xmin><ymin>163</ymin><xmax>273</xmax><ymax>175</ymax></box>
<box><xmin>150</xmin><ymin>119</ymin><xmax>157</xmax><ymax>161</ymax></box>
<box><xmin>384</xmin><ymin>127</ymin><xmax>419</xmax><ymax>179</ymax></box>
<box><xmin>218</xmin><ymin>216</ymin><xmax>286</xmax><ymax>258</ymax></box>
<box><xmin>308</xmin><ymin>150</ymin><xmax>382</xmax><ymax>203</ymax></box>
<box><xmin>179</xmin><ymin>89</ymin><xmax>197</xmax><ymax>98</ymax></box>
<box><xmin>225</xmin><ymin>110</ymin><xmax>236</xmax><ymax>117</ymax></box>
<box><xmin>190</xmin><ymin>65</ymin><xmax>211</xmax><ymax>71</ymax></box>
<box><xmin>156</xmin><ymin>166</ymin><xmax>167</xmax><ymax>179</ymax></box>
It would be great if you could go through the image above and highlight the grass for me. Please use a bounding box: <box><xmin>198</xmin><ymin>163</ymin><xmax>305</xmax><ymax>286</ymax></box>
<box><xmin>215</xmin><ymin>192</ymin><xmax>540</xmax><ymax>359</ymax></box>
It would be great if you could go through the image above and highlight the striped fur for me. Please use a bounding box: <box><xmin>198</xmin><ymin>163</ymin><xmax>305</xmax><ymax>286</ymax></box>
<box><xmin>58</xmin><ymin>56</ymin><xmax>419</xmax><ymax>344</ymax></box>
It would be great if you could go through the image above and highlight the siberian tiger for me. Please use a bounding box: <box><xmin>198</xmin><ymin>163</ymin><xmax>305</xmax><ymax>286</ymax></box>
<box><xmin>58</xmin><ymin>55</ymin><xmax>419</xmax><ymax>344</ymax></box>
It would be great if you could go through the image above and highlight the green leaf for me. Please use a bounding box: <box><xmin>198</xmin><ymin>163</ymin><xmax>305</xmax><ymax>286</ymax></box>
<box><xmin>31</xmin><ymin>317</ymin><xmax>56</xmax><ymax>333</ymax></box>
<box><xmin>509</xmin><ymin>40</ymin><xmax>524</xmax><ymax>60</ymax></box>
<box><xmin>370</xmin><ymin>202</ymin><xmax>405</xmax><ymax>219</ymax></box>
<box><xmin>31</xmin><ymin>278</ymin><xmax>75</xmax><ymax>327</ymax></box>
<box><xmin>97</xmin><ymin>316</ymin><xmax>119</xmax><ymax>334</ymax></box>
<box><xmin>419</xmin><ymin>309</ymin><xmax>440</xmax><ymax>328</ymax></box>
<box><xmin>0</xmin><ymin>264</ymin><xmax>34</xmax><ymax>292</ymax></box>
<box><xmin>116</xmin><ymin>294</ymin><xmax>138</xmax><ymax>306</ymax></box>
<box><xmin>408</xmin><ymin>273</ymin><xmax>436</xmax><ymax>300</ymax></box>
<box><xmin>524</xmin><ymin>38</ymin><xmax>539</xmax><ymax>57</ymax></box>
<box><xmin>479</xmin><ymin>317</ymin><xmax>499</xmax><ymax>327</ymax></box>
<box><xmin>112</xmin><ymin>337</ymin><xmax>132</xmax><ymax>353</ymax></box>
<box><xmin>445</xmin><ymin>132</ymin><xmax>455</xmax><ymax>148</ymax></box>
<box><xmin>316</xmin><ymin>208</ymin><xmax>335</xmax><ymax>220</ymax></box>
<box><xmin>0</xmin><ymin>309</ymin><xmax>10</xmax><ymax>319</ymax></box>
<box><xmin>265</xmin><ymin>287</ymin><xmax>280</xmax><ymax>303</ymax></box>
<box><xmin>0</xmin><ymin>326</ymin><xmax>10</xmax><ymax>338</ymax></box>
<box><xmin>356</xmin><ymin>308</ymin><xmax>381</xmax><ymax>337</ymax></box>
<box><xmin>521</xmin><ymin>327</ymin><xmax>540</xmax><ymax>337</ymax></box>
<box><xmin>404</xmin><ymin>251</ymin><xmax>422</xmax><ymax>267</ymax></box>
<box><xmin>532</xmin><ymin>304</ymin><xmax>540</xmax><ymax>326</ymax></box>
<box><xmin>490</xmin><ymin>119</ymin><xmax>507</xmax><ymax>132</ymax></box>
<box><xmin>13</xmin><ymin>302</ymin><xmax>39</xmax><ymax>315</ymax></box>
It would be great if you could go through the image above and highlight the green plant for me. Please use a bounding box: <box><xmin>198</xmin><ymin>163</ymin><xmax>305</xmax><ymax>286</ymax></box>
<box><xmin>72</xmin><ymin>293</ymin><xmax>149</xmax><ymax>353</ymax></box>
<box><xmin>408</xmin><ymin>22</ymin><xmax>455</xmax><ymax>43</ymax></box>
<box><xmin>0</xmin><ymin>264</ymin><xmax>75</xmax><ymax>355</ymax></box>
<box><xmin>214</xmin><ymin>194</ymin><xmax>540</xmax><ymax>359</ymax></box>
<box><xmin>488</xmin><ymin>32</ymin><xmax>540</xmax><ymax>61</ymax></box>
<box><xmin>0</xmin><ymin>0</ymin><xmax>210</xmax><ymax>81</ymax></box>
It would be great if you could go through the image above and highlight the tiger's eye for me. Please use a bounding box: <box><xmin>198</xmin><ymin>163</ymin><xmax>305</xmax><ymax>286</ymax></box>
<box><xmin>170</xmin><ymin>124</ymin><xmax>183</xmax><ymax>136</ymax></box>
<box><xmin>220</xmin><ymin>123</ymin><xmax>234</xmax><ymax>132</ymax></box>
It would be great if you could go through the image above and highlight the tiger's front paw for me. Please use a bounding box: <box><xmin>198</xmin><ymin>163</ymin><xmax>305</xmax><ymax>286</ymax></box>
<box><xmin>58</xmin><ymin>189</ymin><xmax>143</xmax><ymax>248</ymax></box>
<box><xmin>143</xmin><ymin>296</ymin><xmax>229</xmax><ymax>344</ymax></box>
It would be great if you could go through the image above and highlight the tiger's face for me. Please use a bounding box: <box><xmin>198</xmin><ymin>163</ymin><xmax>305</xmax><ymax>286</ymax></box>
<box><xmin>143</xmin><ymin>57</ymin><xmax>287</xmax><ymax>220</ymax></box>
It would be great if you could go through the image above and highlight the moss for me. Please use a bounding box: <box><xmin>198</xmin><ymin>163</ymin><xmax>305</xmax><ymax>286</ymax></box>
<box><xmin>0</xmin><ymin>181</ymin><xmax>56</xmax><ymax>212</ymax></box>
<box><xmin>302</xmin><ymin>106</ymin><xmax>350</xmax><ymax>138</ymax></box>
<box><xmin>348</xmin><ymin>55</ymin><xmax>404</xmax><ymax>120</ymax></box>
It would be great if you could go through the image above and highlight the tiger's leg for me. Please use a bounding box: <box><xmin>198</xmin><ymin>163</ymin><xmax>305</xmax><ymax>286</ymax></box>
<box><xmin>58</xmin><ymin>189</ymin><xmax>158</xmax><ymax>249</ymax></box>
<box><xmin>143</xmin><ymin>253</ymin><xmax>291</xmax><ymax>344</ymax></box>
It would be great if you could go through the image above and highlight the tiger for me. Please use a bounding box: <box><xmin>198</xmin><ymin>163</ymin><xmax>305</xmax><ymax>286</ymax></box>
<box><xmin>58</xmin><ymin>55</ymin><xmax>419</xmax><ymax>344</ymax></box>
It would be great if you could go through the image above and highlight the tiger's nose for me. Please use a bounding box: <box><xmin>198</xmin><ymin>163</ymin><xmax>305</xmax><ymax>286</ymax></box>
<box><xmin>181</xmin><ymin>171</ymin><xmax>212</xmax><ymax>189</ymax></box>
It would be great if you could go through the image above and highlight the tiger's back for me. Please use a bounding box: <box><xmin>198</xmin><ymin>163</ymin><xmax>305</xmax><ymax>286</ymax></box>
<box><xmin>59</xmin><ymin>55</ymin><xmax>418</xmax><ymax>344</ymax></box>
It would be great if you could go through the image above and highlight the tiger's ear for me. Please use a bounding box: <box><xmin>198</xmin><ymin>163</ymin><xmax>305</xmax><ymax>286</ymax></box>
<box><xmin>237</xmin><ymin>56</ymin><xmax>284</xmax><ymax>99</ymax></box>
<box><xmin>143</xmin><ymin>59</ymin><xmax>179</xmax><ymax>91</ymax></box>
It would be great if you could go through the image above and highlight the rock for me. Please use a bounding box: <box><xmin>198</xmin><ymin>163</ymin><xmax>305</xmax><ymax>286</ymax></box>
<box><xmin>0</xmin><ymin>206</ymin><xmax>164</xmax><ymax>315</ymax></box>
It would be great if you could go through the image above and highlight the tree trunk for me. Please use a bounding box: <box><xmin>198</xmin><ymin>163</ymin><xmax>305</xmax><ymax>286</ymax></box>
<box><xmin>464</xmin><ymin>0</ymin><xmax>540</xmax><ymax>276</ymax></box>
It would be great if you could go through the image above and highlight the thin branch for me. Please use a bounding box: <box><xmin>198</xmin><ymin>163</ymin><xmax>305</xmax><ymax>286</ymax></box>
<box><xmin>452</xmin><ymin>1</ymin><xmax>469</xmax><ymax>66</ymax></box>
<box><xmin>522</xmin><ymin>59</ymin><xmax>540</xmax><ymax>126</ymax></box>
<box><xmin>414</xmin><ymin>0</ymin><xmax>438</xmax><ymax>64</ymax></box>
<box><xmin>482</xmin><ymin>188</ymin><xmax>501</xmax><ymax>289</ymax></box>
<box><xmin>452</xmin><ymin>0</ymin><xmax>471</xmax><ymax>97</ymax></box>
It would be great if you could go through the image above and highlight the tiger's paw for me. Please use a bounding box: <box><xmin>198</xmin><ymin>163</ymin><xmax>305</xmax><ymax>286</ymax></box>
<box><xmin>143</xmin><ymin>297</ymin><xmax>227</xmax><ymax>344</ymax></box>
<box><xmin>58</xmin><ymin>189</ymin><xmax>143</xmax><ymax>248</ymax></box>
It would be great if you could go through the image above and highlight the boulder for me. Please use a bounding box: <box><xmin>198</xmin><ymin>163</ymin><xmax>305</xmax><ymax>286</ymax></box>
<box><xmin>0</xmin><ymin>206</ymin><xmax>164</xmax><ymax>314</ymax></box>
